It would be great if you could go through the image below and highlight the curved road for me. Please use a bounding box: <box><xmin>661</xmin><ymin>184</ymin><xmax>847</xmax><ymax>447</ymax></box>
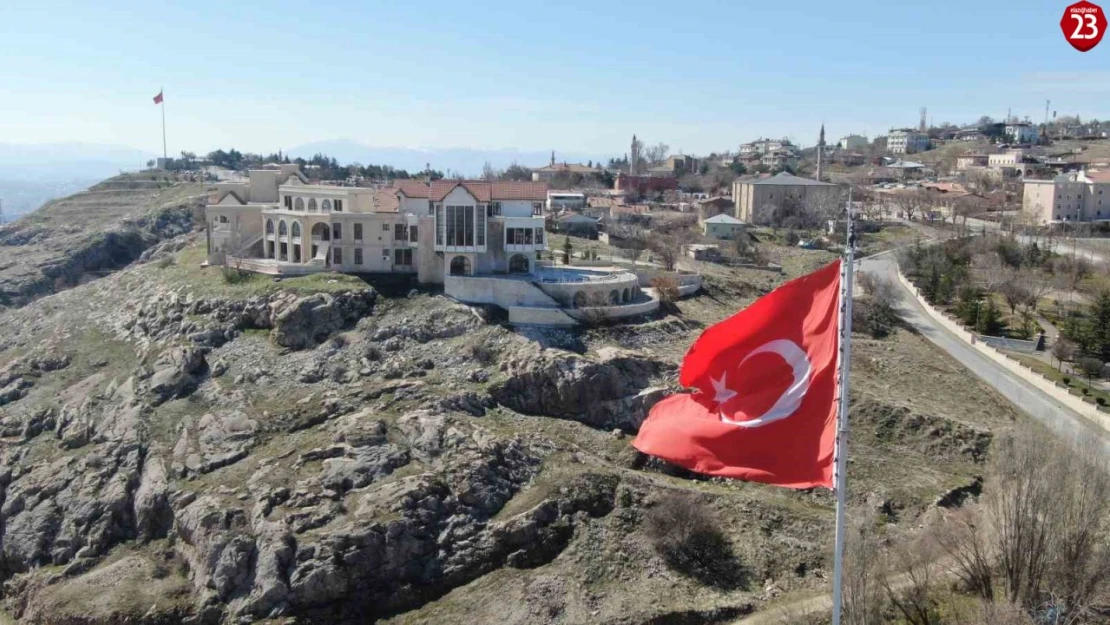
<box><xmin>859</xmin><ymin>253</ymin><xmax>1110</xmax><ymax>454</ymax></box>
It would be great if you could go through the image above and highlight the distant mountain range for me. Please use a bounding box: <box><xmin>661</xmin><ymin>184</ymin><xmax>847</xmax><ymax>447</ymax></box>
<box><xmin>286</xmin><ymin>140</ymin><xmax>617</xmax><ymax>176</ymax></box>
<box><xmin>0</xmin><ymin>143</ymin><xmax>155</xmax><ymax>223</ymax></box>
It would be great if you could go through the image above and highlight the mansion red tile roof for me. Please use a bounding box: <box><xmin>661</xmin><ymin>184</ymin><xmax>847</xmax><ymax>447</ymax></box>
<box><xmin>394</xmin><ymin>180</ymin><xmax>548</xmax><ymax>202</ymax></box>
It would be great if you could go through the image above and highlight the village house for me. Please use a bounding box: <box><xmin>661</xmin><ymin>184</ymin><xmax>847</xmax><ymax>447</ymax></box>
<box><xmin>702</xmin><ymin>213</ymin><xmax>745</xmax><ymax>239</ymax></box>
<box><xmin>731</xmin><ymin>172</ymin><xmax>841</xmax><ymax>225</ymax></box>
<box><xmin>956</xmin><ymin>154</ymin><xmax>990</xmax><ymax>170</ymax></box>
<box><xmin>531</xmin><ymin>156</ymin><xmax>596</xmax><ymax>182</ymax></box>
<box><xmin>1005</xmin><ymin>122</ymin><xmax>1040</xmax><ymax>145</ymax></box>
<box><xmin>696</xmin><ymin>196</ymin><xmax>734</xmax><ymax>222</ymax></box>
<box><xmin>838</xmin><ymin>135</ymin><xmax>868</xmax><ymax>151</ymax></box>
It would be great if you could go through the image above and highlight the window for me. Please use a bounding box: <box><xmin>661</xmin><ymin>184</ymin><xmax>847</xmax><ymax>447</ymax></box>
<box><xmin>308</xmin><ymin>198</ymin><xmax>318</xmax><ymax>212</ymax></box>
<box><xmin>295</xmin><ymin>197</ymin><xmax>305</xmax><ymax>211</ymax></box>
<box><xmin>266</xmin><ymin>219</ymin><xmax>274</xmax><ymax>234</ymax></box>
<box><xmin>322</xmin><ymin>199</ymin><xmax>332</xmax><ymax>212</ymax></box>
<box><xmin>291</xmin><ymin>222</ymin><xmax>301</xmax><ymax>237</ymax></box>
<box><xmin>394</xmin><ymin>249</ymin><xmax>413</xmax><ymax>266</ymax></box>
<box><xmin>333</xmin><ymin>247</ymin><xmax>342</xmax><ymax>264</ymax></box>
<box><xmin>279</xmin><ymin>221</ymin><xmax>288</xmax><ymax>235</ymax></box>
<box><xmin>334</xmin><ymin>199</ymin><xmax>343</xmax><ymax>212</ymax></box>
<box><xmin>491</xmin><ymin>202</ymin><xmax>501</xmax><ymax>216</ymax></box>
<box><xmin>219</xmin><ymin>215</ymin><xmax>229</xmax><ymax>223</ymax></box>
<box><xmin>333</xmin><ymin>223</ymin><xmax>342</xmax><ymax>240</ymax></box>
<box><xmin>535</xmin><ymin>228</ymin><xmax>544</xmax><ymax>244</ymax></box>
<box><xmin>476</xmin><ymin>205</ymin><xmax>485</xmax><ymax>246</ymax></box>
<box><xmin>354</xmin><ymin>248</ymin><xmax>363</xmax><ymax>265</ymax></box>
<box><xmin>444</xmin><ymin>205</ymin><xmax>474</xmax><ymax>247</ymax></box>
<box><xmin>532</xmin><ymin>202</ymin><xmax>543</xmax><ymax>216</ymax></box>
<box><xmin>284</xmin><ymin>196</ymin><xmax>293</xmax><ymax>209</ymax></box>
<box><xmin>395</xmin><ymin>223</ymin><xmax>407</xmax><ymax>241</ymax></box>
<box><xmin>354</xmin><ymin>223</ymin><xmax>363</xmax><ymax>241</ymax></box>
<box><xmin>524</xmin><ymin>228</ymin><xmax>533</xmax><ymax>245</ymax></box>
<box><xmin>436</xmin><ymin>205</ymin><xmax>444</xmax><ymax>245</ymax></box>
<box><xmin>410</xmin><ymin>225</ymin><xmax>418</xmax><ymax>242</ymax></box>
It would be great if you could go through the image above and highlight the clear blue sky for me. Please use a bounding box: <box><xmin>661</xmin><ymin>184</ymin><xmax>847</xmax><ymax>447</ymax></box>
<box><xmin>2</xmin><ymin>0</ymin><xmax>1106</xmax><ymax>158</ymax></box>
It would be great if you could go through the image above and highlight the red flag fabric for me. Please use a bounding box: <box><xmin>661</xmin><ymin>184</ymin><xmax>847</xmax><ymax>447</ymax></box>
<box><xmin>153</xmin><ymin>91</ymin><xmax>163</xmax><ymax>105</ymax></box>
<box><xmin>633</xmin><ymin>259</ymin><xmax>842</xmax><ymax>489</ymax></box>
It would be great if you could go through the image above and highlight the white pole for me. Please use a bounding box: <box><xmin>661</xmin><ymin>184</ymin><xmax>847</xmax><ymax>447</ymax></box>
<box><xmin>831</xmin><ymin>187</ymin><xmax>855</xmax><ymax>625</ymax></box>
<box><xmin>161</xmin><ymin>87</ymin><xmax>167</xmax><ymax>164</ymax></box>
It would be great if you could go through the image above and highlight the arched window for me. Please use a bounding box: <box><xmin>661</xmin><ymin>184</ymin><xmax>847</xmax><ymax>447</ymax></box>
<box><xmin>291</xmin><ymin>222</ymin><xmax>301</xmax><ymax>238</ymax></box>
<box><xmin>265</xmin><ymin>219</ymin><xmax>274</xmax><ymax>234</ymax></box>
<box><xmin>312</xmin><ymin>222</ymin><xmax>330</xmax><ymax>241</ymax></box>
<box><xmin>572</xmin><ymin>292</ymin><xmax>588</xmax><ymax>308</ymax></box>
<box><xmin>278</xmin><ymin>220</ymin><xmax>288</xmax><ymax>236</ymax></box>
<box><xmin>622</xmin><ymin>288</ymin><xmax>631</xmax><ymax>303</ymax></box>
<box><xmin>308</xmin><ymin>198</ymin><xmax>318</xmax><ymax>212</ymax></box>
<box><xmin>322</xmin><ymin>199</ymin><xmax>332</xmax><ymax>212</ymax></box>
<box><xmin>449</xmin><ymin>256</ymin><xmax>471</xmax><ymax>276</ymax></box>
<box><xmin>509</xmin><ymin>254</ymin><xmax>529</xmax><ymax>274</ymax></box>
<box><xmin>218</xmin><ymin>215</ymin><xmax>229</xmax><ymax>224</ymax></box>
<box><xmin>294</xmin><ymin>197</ymin><xmax>305</xmax><ymax>211</ymax></box>
<box><xmin>609</xmin><ymin>289</ymin><xmax>620</xmax><ymax>305</ymax></box>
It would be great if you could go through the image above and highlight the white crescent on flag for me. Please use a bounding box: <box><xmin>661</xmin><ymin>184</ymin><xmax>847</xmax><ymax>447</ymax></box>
<box><xmin>718</xmin><ymin>339</ymin><xmax>813</xmax><ymax>428</ymax></box>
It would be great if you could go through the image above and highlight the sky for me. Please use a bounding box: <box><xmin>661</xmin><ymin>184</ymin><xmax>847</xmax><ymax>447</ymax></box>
<box><xmin>1</xmin><ymin>0</ymin><xmax>1107</xmax><ymax>160</ymax></box>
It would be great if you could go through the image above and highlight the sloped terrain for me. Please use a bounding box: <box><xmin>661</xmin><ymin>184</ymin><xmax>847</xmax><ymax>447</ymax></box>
<box><xmin>0</xmin><ymin>173</ymin><xmax>207</xmax><ymax>307</ymax></box>
<box><xmin>0</xmin><ymin>182</ymin><xmax>1026</xmax><ymax>624</ymax></box>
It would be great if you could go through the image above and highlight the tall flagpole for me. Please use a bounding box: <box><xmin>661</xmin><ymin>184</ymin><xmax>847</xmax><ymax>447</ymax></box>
<box><xmin>831</xmin><ymin>187</ymin><xmax>855</xmax><ymax>625</ymax></box>
<box><xmin>160</xmin><ymin>87</ymin><xmax>167</xmax><ymax>164</ymax></box>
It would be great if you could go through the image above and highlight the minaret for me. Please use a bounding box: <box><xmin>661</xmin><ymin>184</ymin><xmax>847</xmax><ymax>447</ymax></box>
<box><xmin>816</xmin><ymin>124</ymin><xmax>826</xmax><ymax>181</ymax></box>
<box><xmin>550</xmin><ymin>151</ymin><xmax>555</xmax><ymax>166</ymax></box>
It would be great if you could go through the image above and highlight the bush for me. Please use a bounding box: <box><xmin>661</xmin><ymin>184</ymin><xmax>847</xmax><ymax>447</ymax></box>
<box><xmin>645</xmin><ymin>492</ymin><xmax>744</xmax><ymax>589</ymax></box>
<box><xmin>1097</xmin><ymin>397</ymin><xmax>1105</xmax><ymax>406</ymax></box>
<box><xmin>221</xmin><ymin>266</ymin><xmax>249</xmax><ymax>284</ymax></box>
<box><xmin>156</xmin><ymin>255</ymin><xmax>176</xmax><ymax>269</ymax></box>
<box><xmin>1063</xmin><ymin>376</ymin><xmax>1072</xmax><ymax>385</ymax></box>
<box><xmin>469</xmin><ymin>341</ymin><xmax>499</xmax><ymax>365</ymax></box>
<box><xmin>651</xmin><ymin>276</ymin><xmax>681</xmax><ymax>306</ymax></box>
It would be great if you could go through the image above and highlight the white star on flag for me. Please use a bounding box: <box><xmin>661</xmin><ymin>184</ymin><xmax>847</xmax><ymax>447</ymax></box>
<box><xmin>710</xmin><ymin>372</ymin><xmax>738</xmax><ymax>406</ymax></box>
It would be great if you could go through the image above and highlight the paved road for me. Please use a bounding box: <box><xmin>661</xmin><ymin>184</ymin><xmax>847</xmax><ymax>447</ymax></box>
<box><xmin>860</xmin><ymin>253</ymin><xmax>1110</xmax><ymax>454</ymax></box>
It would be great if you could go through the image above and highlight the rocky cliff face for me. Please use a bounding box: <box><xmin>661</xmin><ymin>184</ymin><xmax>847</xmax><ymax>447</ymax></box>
<box><xmin>1</xmin><ymin>237</ymin><xmax>768</xmax><ymax>624</ymax></box>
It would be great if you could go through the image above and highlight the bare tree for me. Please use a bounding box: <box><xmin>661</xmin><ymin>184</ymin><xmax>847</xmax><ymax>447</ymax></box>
<box><xmin>842</xmin><ymin>510</ymin><xmax>886</xmax><ymax>625</ymax></box>
<box><xmin>481</xmin><ymin>160</ymin><xmax>497</xmax><ymax>181</ymax></box>
<box><xmin>1052</xmin><ymin>338</ymin><xmax>1077</xmax><ymax>371</ymax></box>
<box><xmin>882</xmin><ymin>534</ymin><xmax>941</xmax><ymax>625</ymax></box>
<box><xmin>643</xmin><ymin>142</ymin><xmax>670</xmax><ymax>167</ymax></box>
<box><xmin>647</xmin><ymin>232</ymin><xmax>683</xmax><ymax>271</ymax></box>
<box><xmin>900</xmin><ymin>189</ymin><xmax>934</xmax><ymax>222</ymax></box>
<box><xmin>999</xmin><ymin>274</ymin><xmax>1032</xmax><ymax>315</ymax></box>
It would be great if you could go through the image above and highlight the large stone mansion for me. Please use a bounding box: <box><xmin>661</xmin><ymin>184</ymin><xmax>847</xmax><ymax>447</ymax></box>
<box><xmin>204</xmin><ymin>164</ymin><xmax>691</xmax><ymax>325</ymax></box>
<box><xmin>205</xmin><ymin>164</ymin><xmax>549</xmax><ymax>283</ymax></box>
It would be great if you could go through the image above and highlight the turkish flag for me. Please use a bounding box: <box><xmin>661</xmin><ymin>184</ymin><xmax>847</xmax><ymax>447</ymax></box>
<box><xmin>633</xmin><ymin>260</ymin><xmax>842</xmax><ymax>489</ymax></box>
<box><xmin>153</xmin><ymin>90</ymin><xmax>163</xmax><ymax>105</ymax></box>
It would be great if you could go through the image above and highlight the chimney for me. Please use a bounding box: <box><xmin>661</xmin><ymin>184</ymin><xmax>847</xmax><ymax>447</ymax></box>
<box><xmin>424</xmin><ymin>162</ymin><xmax>431</xmax><ymax>184</ymax></box>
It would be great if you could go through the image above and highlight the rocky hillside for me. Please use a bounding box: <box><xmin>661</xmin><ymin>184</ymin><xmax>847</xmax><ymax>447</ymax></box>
<box><xmin>0</xmin><ymin>173</ymin><xmax>207</xmax><ymax>308</ymax></box>
<box><xmin>0</xmin><ymin>183</ymin><xmax>1025</xmax><ymax>624</ymax></box>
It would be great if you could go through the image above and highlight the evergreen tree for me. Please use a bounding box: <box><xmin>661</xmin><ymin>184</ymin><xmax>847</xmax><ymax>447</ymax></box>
<box><xmin>956</xmin><ymin>284</ymin><xmax>982</xmax><ymax>326</ymax></box>
<box><xmin>562</xmin><ymin>236</ymin><xmax>573</xmax><ymax>265</ymax></box>
<box><xmin>976</xmin><ymin>299</ymin><xmax>1006</xmax><ymax>336</ymax></box>
<box><xmin>1090</xmin><ymin>290</ymin><xmax>1110</xmax><ymax>361</ymax></box>
<box><xmin>924</xmin><ymin>264</ymin><xmax>942</xmax><ymax>304</ymax></box>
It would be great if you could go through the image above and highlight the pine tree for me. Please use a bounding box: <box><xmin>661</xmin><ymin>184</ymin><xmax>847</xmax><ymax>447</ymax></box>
<box><xmin>976</xmin><ymin>299</ymin><xmax>1005</xmax><ymax>336</ymax></box>
<box><xmin>1090</xmin><ymin>290</ymin><xmax>1110</xmax><ymax>362</ymax></box>
<box><xmin>562</xmin><ymin>236</ymin><xmax>573</xmax><ymax>266</ymax></box>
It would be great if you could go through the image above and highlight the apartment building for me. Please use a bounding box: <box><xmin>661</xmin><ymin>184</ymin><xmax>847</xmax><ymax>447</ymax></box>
<box><xmin>887</xmin><ymin>129</ymin><xmax>930</xmax><ymax>155</ymax></box>
<box><xmin>1022</xmin><ymin>170</ymin><xmax>1110</xmax><ymax>225</ymax></box>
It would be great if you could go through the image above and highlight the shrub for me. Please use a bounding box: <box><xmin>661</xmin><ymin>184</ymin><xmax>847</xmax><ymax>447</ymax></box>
<box><xmin>1096</xmin><ymin>397</ymin><xmax>1105</xmax><ymax>406</ymax></box>
<box><xmin>1063</xmin><ymin>376</ymin><xmax>1072</xmax><ymax>385</ymax></box>
<box><xmin>221</xmin><ymin>266</ymin><xmax>249</xmax><ymax>284</ymax></box>
<box><xmin>652</xmin><ymin>276</ymin><xmax>681</xmax><ymax>304</ymax></box>
<box><xmin>156</xmin><ymin>255</ymin><xmax>176</xmax><ymax>269</ymax></box>
<box><xmin>645</xmin><ymin>492</ymin><xmax>743</xmax><ymax>588</ymax></box>
<box><xmin>469</xmin><ymin>341</ymin><xmax>499</xmax><ymax>365</ymax></box>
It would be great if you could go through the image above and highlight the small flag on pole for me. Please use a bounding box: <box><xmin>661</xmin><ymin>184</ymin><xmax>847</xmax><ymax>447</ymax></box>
<box><xmin>633</xmin><ymin>259</ymin><xmax>842</xmax><ymax>489</ymax></box>
<box><xmin>153</xmin><ymin>90</ymin><xmax>163</xmax><ymax>105</ymax></box>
